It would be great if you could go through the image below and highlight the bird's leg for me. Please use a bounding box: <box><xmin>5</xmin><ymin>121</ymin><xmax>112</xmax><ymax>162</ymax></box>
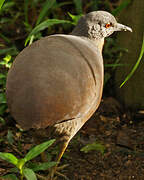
<box><xmin>48</xmin><ymin>140</ymin><xmax>70</xmax><ymax>180</ymax></box>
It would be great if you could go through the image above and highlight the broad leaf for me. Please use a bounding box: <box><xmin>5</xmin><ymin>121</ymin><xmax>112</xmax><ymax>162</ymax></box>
<box><xmin>17</xmin><ymin>158</ymin><xmax>26</xmax><ymax>171</ymax></box>
<box><xmin>28</xmin><ymin>161</ymin><xmax>56</xmax><ymax>172</ymax></box>
<box><xmin>0</xmin><ymin>152</ymin><xmax>18</xmax><ymax>165</ymax></box>
<box><xmin>23</xmin><ymin>168</ymin><xmax>37</xmax><ymax>180</ymax></box>
<box><xmin>24</xmin><ymin>139</ymin><xmax>55</xmax><ymax>162</ymax></box>
<box><xmin>2</xmin><ymin>174</ymin><xmax>18</xmax><ymax>180</ymax></box>
<box><xmin>80</xmin><ymin>142</ymin><xmax>105</xmax><ymax>155</ymax></box>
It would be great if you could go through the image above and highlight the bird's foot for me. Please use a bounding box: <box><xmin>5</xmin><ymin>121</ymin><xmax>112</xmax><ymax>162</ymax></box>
<box><xmin>47</xmin><ymin>164</ymin><xmax>69</xmax><ymax>180</ymax></box>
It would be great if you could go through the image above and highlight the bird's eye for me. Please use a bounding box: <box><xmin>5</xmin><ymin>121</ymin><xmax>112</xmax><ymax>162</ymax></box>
<box><xmin>105</xmin><ymin>23</ymin><xmax>112</xmax><ymax>28</ymax></box>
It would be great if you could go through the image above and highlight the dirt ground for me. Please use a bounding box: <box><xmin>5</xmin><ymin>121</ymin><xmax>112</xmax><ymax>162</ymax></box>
<box><xmin>0</xmin><ymin>97</ymin><xmax>144</xmax><ymax>180</ymax></box>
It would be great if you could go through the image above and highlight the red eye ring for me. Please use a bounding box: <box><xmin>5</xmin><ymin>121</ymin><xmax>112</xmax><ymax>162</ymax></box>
<box><xmin>105</xmin><ymin>23</ymin><xmax>111</xmax><ymax>28</ymax></box>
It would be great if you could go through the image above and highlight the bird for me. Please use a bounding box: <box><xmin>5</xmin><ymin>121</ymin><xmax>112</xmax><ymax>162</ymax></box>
<box><xmin>6</xmin><ymin>11</ymin><xmax>132</xmax><ymax>179</ymax></box>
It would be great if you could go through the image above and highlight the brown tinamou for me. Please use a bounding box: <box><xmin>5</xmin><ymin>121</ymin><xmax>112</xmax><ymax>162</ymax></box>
<box><xmin>6</xmin><ymin>11</ymin><xmax>132</xmax><ymax>179</ymax></box>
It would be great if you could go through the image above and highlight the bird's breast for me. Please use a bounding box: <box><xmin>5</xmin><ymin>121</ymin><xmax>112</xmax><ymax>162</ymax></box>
<box><xmin>6</xmin><ymin>35</ymin><xmax>103</xmax><ymax>130</ymax></box>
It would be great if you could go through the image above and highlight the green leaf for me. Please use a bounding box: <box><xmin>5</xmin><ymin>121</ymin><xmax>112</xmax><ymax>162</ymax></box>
<box><xmin>0</xmin><ymin>0</ymin><xmax>5</xmax><ymax>10</ymax></box>
<box><xmin>0</xmin><ymin>73</ymin><xmax>6</xmax><ymax>79</ymax></box>
<box><xmin>25</xmin><ymin>19</ymin><xmax>72</xmax><ymax>46</ymax></box>
<box><xmin>91</xmin><ymin>0</ymin><xmax>98</xmax><ymax>11</ymax></box>
<box><xmin>24</xmin><ymin>139</ymin><xmax>55</xmax><ymax>162</ymax></box>
<box><xmin>0</xmin><ymin>78</ymin><xmax>6</xmax><ymax>85</ymax></box>
<box><xmin>17</xmin><ymin>159</ymin><xmax>26</xmax><ymax>171</ymax></box>
<box><xmin>104</xmin><ymin>72</ymin><xmax>111</xmax><ymax>85</ymax></box>
<box><xmin>23</xmin><ymin>168</ymin><xmax>37</xmax><ymax>180</ymax></box>
<box><xmin>1</xmin><ymin>2</ymin><xmax>15</xmax><ymax>11</ymax></box>
<box><xmin>0</xmin><ymin>93</ymin><xmax>6</xmax><ymax>103</ymax></box>
<box><xmin>36</xmin><ymin>0</ymin><xmax>56</xmax><ymax>25</ymax></box>
<box><xmin>53</xmin><ymin>1</ymin><xmax>73</xmax><ymax>9</ymax></box>
<box><xmin>28</xmin><ymin>161</ymin><xmax>56</xmax><ymax>172</ymax></box>
<box><xmin>27</xmin><ymin>35</ymin><xmax>35</xmax><ymax>46</ymax></box>
<box><xmin>112</xmin><ymin>0</ymin><xmax>132</xmax><ymax>16</ymax></box>
<box><xmin>24</xmin><ymin>0</ymin><xmax>29</xmax><ymax>24</ymax></box>
<box><xmin>80</xmin><ymin>142</ymin><xmax>105</xmax><ymax>155</ymax></box>
<box><xmin>30</xmin><ymin>19</ymin><xmax>72</xmax><ymax>36</ymax></box>
<box><xmin>3</xmin><ymin>54</ymin><xmax>11</xmax><ymax>62</ymax></box>
<box><xmin>2</xmin><ymin>174</ymin><xmax>18</xmax><ymax>180</ymax></box>
<box><xmin>104</xmin><ymin>63</ymin><xmax>125</xmax><ymax>67</ymax></box>
<box><xmin>0</xmin><ymin>104</ymin><xmax>7</xmax><ymax>115</ymax></box>
<box><xmin>0</xmin><ymin>152</ymin><xmax>18</xmax><ymax>165</ymax></box>
<box><xmin>10</xmin><ymin>167</ymin><xmax>19</xmax><ymax>173</ymax></box>
<box><xmin>0</xmin><ymin>46</ymin><xmax>18</xmax><ymax>55</ymax></box>
<box><xmin>0</xmin><ymin>33</ymin><xmax>11</xmax><ymax>43</ymax></box>
<box><xmin>0</xmin><ymin>116</ymin><xmax>5</xmax><ymax>125</ymax></box>
<box><xmin>73</xmin><ymin>0</ymin><xmax>83</xmax><ymax>14</ymax></box>
<box><xmin>120</xmin><ymin>35</ymin><xmax>144</xmax><ymax>87</ymax></box>
<box><xmin>7</xmin><ymin>130</ymin><xmax>14</xmax><ymax>145</ymax></box>
<box><xmin>68</xmin><ymin>12</ymin><xmax>82</xmax><ymax>25</ymax></box>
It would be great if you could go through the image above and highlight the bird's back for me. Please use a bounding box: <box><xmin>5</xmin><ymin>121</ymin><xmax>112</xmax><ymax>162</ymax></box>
<box><xmin>6</xmin><ymin>35</ymin><xmax>103</xmax><ymax>130</ymax></box>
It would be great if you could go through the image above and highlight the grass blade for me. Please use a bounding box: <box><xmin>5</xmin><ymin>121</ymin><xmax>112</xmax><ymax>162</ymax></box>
<box><xmin>54</xmin><ymin>1</ymin><xmax>73</xmax><ymax>9</ymax></box>
<box><xmin>104</xmin><ymin>72</ymin><xmax>111</xmax><ymax>85</ymax></box>
<box><xmin>25</xmin><ymin>19</ymin><xmax>72</xmax><ymax>45</ymax></box>
<box><xmin>0</xmin><ymin>46</ymin><xmax>18</xmax><ymax>55</ymax></box>
<box><xmin>24</xmin><ymin>0</ymin><xmax>29</xmax><ymax>24</ymax></box>
<box><xmin>104</xmin><ymin>63</ymin><xmax>125</xmax><ymax>67</ymax></box>
<box><xmin>0</xmin><ymin>152</ymin><xmax>18</xmax><ymax>165</ymax></box>
<box><xmin>24</xmin><ymin>139</ymin><xmax>55</xmax><ymax>162</ymax></box>
<box><xmin>36</xmin><ymin>0</ymin><xmax>56</xmax><ymax>25</ymax></box>
<box><xmin>31</xmin><ymin>19</ymin><xmax>72</xmax><ymax>36</ymax></box>
<box><xmin>0</xmin><ymin>0</ymin><xmax>5</xmax><ymax>10</ymax></box>
<box><xmin>112</xmin><ymin>0</ymin><xmax>132</xmax><ymax>16</ymax></box>
<box><xmin>120</xmin><ymin>35</ymin><xmax>144</xmax><ymax>87</ymax></box>
<box><xmin>73</xmin><ymin>0</ymin><xmax>83</xmax><ymax>14</ymax></box>
<box><xmin>91</xmin><ymin>0</ymin><xmax>98</xmax><ymax>11</ymax></box>
<box><xmin>0</xmin><ymin>33</ymin><xmax>11</xmax><ymax>43</ymax></box>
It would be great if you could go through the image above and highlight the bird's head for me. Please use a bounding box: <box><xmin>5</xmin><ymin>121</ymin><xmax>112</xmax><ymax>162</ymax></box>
<box><xmin>72</xmin><ymin>11</ymin><xmax>132</xmax><ymax>40</ymax></box>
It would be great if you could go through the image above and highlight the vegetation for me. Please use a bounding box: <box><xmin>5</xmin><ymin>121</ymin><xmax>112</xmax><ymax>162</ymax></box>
<box><xmin>0</xmin><ymin>0</ymin><xmax>143</xmax><ymax>179</ymax></box>
<box><xmin>0</xmin><ymin>139</ymin><xmax>56</xmax><ymax>180</ymax></box>
<box><xmin>120</xmin><ymin>36</ymin><xmax>144</xmax><ymax>87</ymax></box>
<box><xmin>0</xmin><ymin>0</ymin><xmax>132</xmax><ymax>121</ymax></box>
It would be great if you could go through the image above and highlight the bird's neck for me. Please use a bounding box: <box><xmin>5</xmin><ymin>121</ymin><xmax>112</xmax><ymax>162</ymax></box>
<box><xmin>93</xmin><ymin>38</ymin><xmax>104</xmax><ymax>52</ymax></box>
<box><xmin>78</xmin><ymin>36</ymin><xmax>105</xmax><ymax>52</ymax></box>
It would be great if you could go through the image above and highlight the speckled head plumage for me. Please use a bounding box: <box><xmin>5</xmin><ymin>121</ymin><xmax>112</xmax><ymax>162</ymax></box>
<box><xmin>72</xmin><ymin>11</ymin><xmax>132</xmax><ymax>40</ymax></box>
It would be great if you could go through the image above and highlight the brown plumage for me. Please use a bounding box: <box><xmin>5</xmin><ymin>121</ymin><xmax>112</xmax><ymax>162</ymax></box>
<box><xmin>6</xmin><ymin>11</ymin><xmax>132</xmax><ymax>179</ymax></box>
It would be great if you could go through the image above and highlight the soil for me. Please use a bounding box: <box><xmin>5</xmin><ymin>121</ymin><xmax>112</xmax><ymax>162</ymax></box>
<box><xmin>0</xmin><ymin>97</ymin><xmax>144</xmax><ymax>180</ymax></box>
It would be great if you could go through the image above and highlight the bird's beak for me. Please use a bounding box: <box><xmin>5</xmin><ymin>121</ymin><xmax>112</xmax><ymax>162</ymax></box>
<box><xmin>115</xmin><ymin>23</ymin><xmax>132</xmax><ymax>32</ymax></box>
